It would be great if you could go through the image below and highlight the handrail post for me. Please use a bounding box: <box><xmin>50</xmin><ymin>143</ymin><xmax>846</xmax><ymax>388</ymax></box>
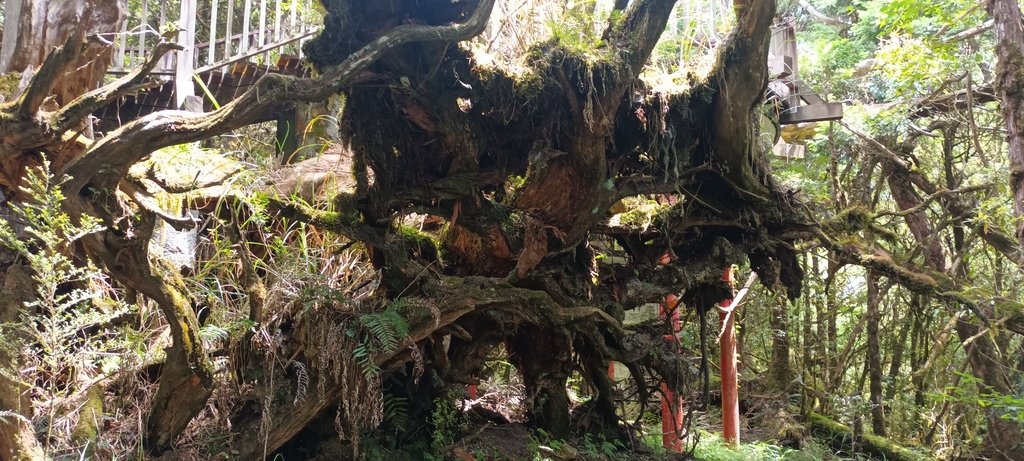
<box><xmin>138</xmin><ymin>0</ymin><xmax>149</xmax><ymax>69</ymax></box>
<box><xmin>719</xmin><ymin>266</ymin><xmax>740</xmax><ymax>446</ymax></box>
<box><xmin>659</xmin><ymin>292</ymin><xmax>684</xmax><ymax>453</ymax></box>
<box><xmin>175</xmin><ymin>0</ymin><xmax>198</xmax><ymax>109</ymax></box>
<box><xmin>241</xmin><ymin>0</ymin><xmax>252</xmax><ymax>51</ymax></box>
<box><xmin>225</xmin><ymin>0</ymin><xmax>235</xmax><ymax>60</ymax></box>
<box><xmin>208</xmin><ymin>0</ymin><xmax>219</xmax><ymax>66</ymax></box>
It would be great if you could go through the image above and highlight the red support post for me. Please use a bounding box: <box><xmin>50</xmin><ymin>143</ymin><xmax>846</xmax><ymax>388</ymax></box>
<box><xmin>659</xmin><ymin>292</ymin><xmax>684</xmax><ymax>453</ymax></box>
<box><xmin>467</xmin><ymin>384</ymin><xmax>478</xmax><ymax>400</ymax></box>
<box><xmin>719</xmin><ymin>266</ymin><xmax>740</xmax><ymax>445</ymax></box>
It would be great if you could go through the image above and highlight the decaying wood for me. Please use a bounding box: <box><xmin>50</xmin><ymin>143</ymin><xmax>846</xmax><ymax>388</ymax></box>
<box><xmin>0</xmin><ymin>0</ymin><xmax>123</xmax><ymax>106</ymax></box>
<box><xmin>0</xmin><ymin>411</ymin><xmax>44</xmax><ymax>461</ymax></box>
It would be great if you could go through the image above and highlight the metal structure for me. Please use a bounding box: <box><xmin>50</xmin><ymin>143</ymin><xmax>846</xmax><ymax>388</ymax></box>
<box><xmin>99</xmin><ymin>0</ymin><xmax>319</xmax><ymax>126</ymax></box>
<box><xmin>768</xmin><ymin>17</ymin><xmax>844</xmax><ymax>125</ymax></box>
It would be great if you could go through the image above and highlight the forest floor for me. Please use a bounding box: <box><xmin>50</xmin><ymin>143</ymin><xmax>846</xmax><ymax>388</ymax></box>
<box><xmin>404</xmin><ymin>385</ymin><xmax>902</xmax><ymax>461</ymax></box>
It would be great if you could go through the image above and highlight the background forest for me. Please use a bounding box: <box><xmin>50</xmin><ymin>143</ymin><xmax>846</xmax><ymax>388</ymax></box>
<box><xmin>0</xmin><ymin>0</ymin><xmax>1022</xmax><ymax>460</ymax></box>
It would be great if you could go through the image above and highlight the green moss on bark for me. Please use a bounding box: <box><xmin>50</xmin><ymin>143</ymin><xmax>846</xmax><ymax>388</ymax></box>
<box><xmin>807</xmin><ymin>412</ymin><xmax>926</xmax><ymax>461</ymax></box>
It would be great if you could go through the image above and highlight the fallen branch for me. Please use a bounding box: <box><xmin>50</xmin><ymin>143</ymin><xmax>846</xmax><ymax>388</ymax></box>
<box><xmin>806</xmin><ymin>412</ymin><xmax>926</xmax><ymax>461</ymax></box>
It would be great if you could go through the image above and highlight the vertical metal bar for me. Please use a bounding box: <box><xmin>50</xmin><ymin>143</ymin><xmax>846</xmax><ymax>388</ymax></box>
<box><xmin>208</xmin><ymin>0</ymin><xmax>219</xmax><ymax>65</ymax></box>
<box><xmin>225</xmin><ymin>0</ymin><xmax>234</xmax><ymax>60</ymax></box>
<box><xmin>159</xmin><ymin>2</ymin><xmax>170</xmax><ymax>70</ymax></box>
<box><xmin>274</xmin><ymin>0</ymin><xmax>282</xmax><ymax>42</ymax></box>
<box><xmin>117</xmin><ymin>10</ymin><xmax>128</xmax><ymax>70</ymax></box>
<box><xmin>258</xmin><ymin>0</ymin><xmax>267</xmax><ymax>48</ymax></box>
<box><xmin>290</xmin><ymin>0</ymin><xmax>297</xmax><ymax>36</ymax></box>
<box><xmin>140</xmin><ymin>0</ymin><xmax>149</xmax><ymax>67</ymax></box>
<box><xmin>175</xmin><ymin>0</ymin><xmax>198</xmax><ymax>108</ymax></box>
<box><xmin>242</xmin><ymin>0</ymin><xmax>252</xmax><ymax>51</ymax></box>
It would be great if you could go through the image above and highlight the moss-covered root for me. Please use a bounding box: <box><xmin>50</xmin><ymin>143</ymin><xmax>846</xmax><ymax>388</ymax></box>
<box><xmin>71</xmin><ymin>384</ymin><xmax>105</xmax><ymax>451</ymax></box>
<box><xmin>806</xmin><ymin>412</ymin><xmax>926</xmax><ymax>461</ymax></box>
<box><xmin>144</xmin><ymin>267</ymin><xmax>215</xmax><ymax>454</ymax></box>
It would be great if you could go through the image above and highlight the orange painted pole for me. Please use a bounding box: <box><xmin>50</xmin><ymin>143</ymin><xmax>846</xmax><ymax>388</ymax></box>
<box><xmin>719</xmin><ymin>266</ymin><xmax>739</xmax><ymax>445</ymax></box>
<box><xmin>660</xmin><ymin>292</ymin><xmax>684</xmax><ymax>452</ymax></box>
<box><xmin>660</xmin><ymin>382</ymin><xmax>683</xmax><ymax>452</ymax></box>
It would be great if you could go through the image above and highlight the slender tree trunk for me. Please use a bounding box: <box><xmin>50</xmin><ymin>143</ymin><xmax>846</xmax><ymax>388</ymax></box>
<box><xmin>988</xmin><ymin>0</ymin><xmax>1024</xmax><ymax>245</ymax></box>
<box><xmin>955</xmin><ymin>321</ymin><xmax>1024</xmax><ymax>460</ymax></box>
<box><xmin>770</xmin><ymin>297</ymin><xmax>791</xmax><ymax>389</ymax></box>
<box><xmin>865</xmin><ymin>270</ymin><xmax>885</xmax><ymax>436</ymax></box>
<box><xmin>801</xmin><ymin>252</ymin><xmax>814</xmax><ymax>413</ymax></box>
<box><xmin>816</xmin><ymin>255</ymin><xmax>829</xmax><ymax>398</ymax></box>
<box><xmin>888</xmin><ymin>162</ymin><xmax>1024</xmax><ymax>459</ymax></box>
<box><xmin>884</xmin><ymin>295</ymin><xmax>913</xmax><ymax>401</ymax></box>
<box><xmin>909</xmin><ymin>306</ymin><xmax>927</xmax><ymax>408</ymax></box>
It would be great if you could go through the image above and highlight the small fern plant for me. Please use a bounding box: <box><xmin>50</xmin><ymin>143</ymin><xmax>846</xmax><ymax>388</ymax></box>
<box><xmin>0</xmin><ymin>162</ymin><xmax>126</xmax><ymax>451</ymax></box>
<box><xmin>352</xmin><ymin>299</ymin><xmax>410</xmax><ymax>378</ymax></box>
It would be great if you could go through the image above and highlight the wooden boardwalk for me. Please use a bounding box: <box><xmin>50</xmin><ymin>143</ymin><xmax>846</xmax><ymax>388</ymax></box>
<box><xmin>95</xmin><ymin>0</ymin><xmax>318</xmax><ymax>131</ymax></box>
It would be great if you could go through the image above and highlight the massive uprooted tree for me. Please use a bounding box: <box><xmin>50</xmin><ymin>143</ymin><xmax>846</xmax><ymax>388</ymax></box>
<box><xmin>2</xmin><ymin>0</ymin><xmax>1021</xmax><ymax>459</ymax></box>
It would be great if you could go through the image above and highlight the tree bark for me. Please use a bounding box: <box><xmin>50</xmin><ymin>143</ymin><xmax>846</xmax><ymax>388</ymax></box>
<box><xmin>865</xmin><ymin>270</ymin><xmax>885</xmax><ymax>436</ymax></box>
<box><xmin>0</xmin><ymin>0</ymin><xmax>122</xmax><ymax>106</ymax></box>
<box><xmin>955</xmin><ymin>321</ymin><xmax>1024</xmax><ymax>460</ymax></box>
<box><xmin>769</xmin><ymin>297</ymin><xmax>791</xmax><ymax>389</ymax></box>
<box><xmin>884</xmin><ymin>157</ymin><xmax>1024</xmax><ymax>459</ymax></box>
<box><xmin>988</xmin><ymin>0</ymin><xmax>1024</xmax><ymax>245</ymax></box>
<box><xmin>884</xmin><ymin>297</ymin><xmax>913</xmax><ymax>401</ymax></box>
<box><xmin>508</xmin><ymin>326</ymin><xmax>573</xmax><ymax>438</ymax></box>
<box><xmin>0</xmin><ymin>411</ymin><xmax>44</xmax><ymax>461</ymax></box>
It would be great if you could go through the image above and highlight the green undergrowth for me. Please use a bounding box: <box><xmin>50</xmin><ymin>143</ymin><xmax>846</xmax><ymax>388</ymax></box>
<box><xmin>688</xmin><ymin>432</ymin><xmax>827</xmax><ymax>461</ymax></box>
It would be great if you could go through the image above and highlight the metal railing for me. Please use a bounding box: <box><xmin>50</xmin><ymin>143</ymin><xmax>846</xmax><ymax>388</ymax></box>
<box><xmin>109</xmin><ymin>0</ymin><xmax>319</xmax><ymax>107</ymax></box>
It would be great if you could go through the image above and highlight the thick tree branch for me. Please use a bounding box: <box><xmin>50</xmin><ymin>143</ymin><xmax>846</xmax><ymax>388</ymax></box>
<box><xmin>609</xmin><ymin>0</ymin><xmax>679</xmax><ymax>79</ymax></box>
<box><xmin>944</xmin><ymin>19</ymin><xmax>994</xmax><ymax>43</ymax></box>
<box><xmin>797</xmin><ymin>0</ymin><xmax>851</xmax><ymax>28</ymax></box>
<box><xmin>51</xmin><ymin>41</ymin><xmax>182</xmax><ymax>133</ymax></box>
<box><xmin>846</xmin><ymin>122</ymin><xmax>1024</xmax><ymax>273</ymax></box>
<box><xmin>912</xmin><ymin>83</ymin><xmax>997</xmax><ymax>119</ymax></box>
<box><xmin>73</xmin><ymin>214</ymin><xmax>213</xmax><ymax>453</ymax></box>
<box><xmin>18</xmin><ymin>27</ymin><xmax>87</xmax><ymax>117</ymax></box>
<box><xmin>874</xmin><ymin>184</ymin><xmax>992</xmax><ymax>218</ymax></box>
<box><xmin>267</xmin><ymin>197</ymin><xmax>385</xmax><ymax>248</ymax></box>
<box><xmin>710</xmin><ymin>0</ymin><xmax>777</xmax><ymax>200</ymax></box>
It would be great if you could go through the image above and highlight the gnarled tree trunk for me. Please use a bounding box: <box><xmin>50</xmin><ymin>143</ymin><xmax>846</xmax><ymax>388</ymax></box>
<box><xmin>988</xmin><ymin>0</ymin><xmax>1024</xmax><ymax>246</ymax></box>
